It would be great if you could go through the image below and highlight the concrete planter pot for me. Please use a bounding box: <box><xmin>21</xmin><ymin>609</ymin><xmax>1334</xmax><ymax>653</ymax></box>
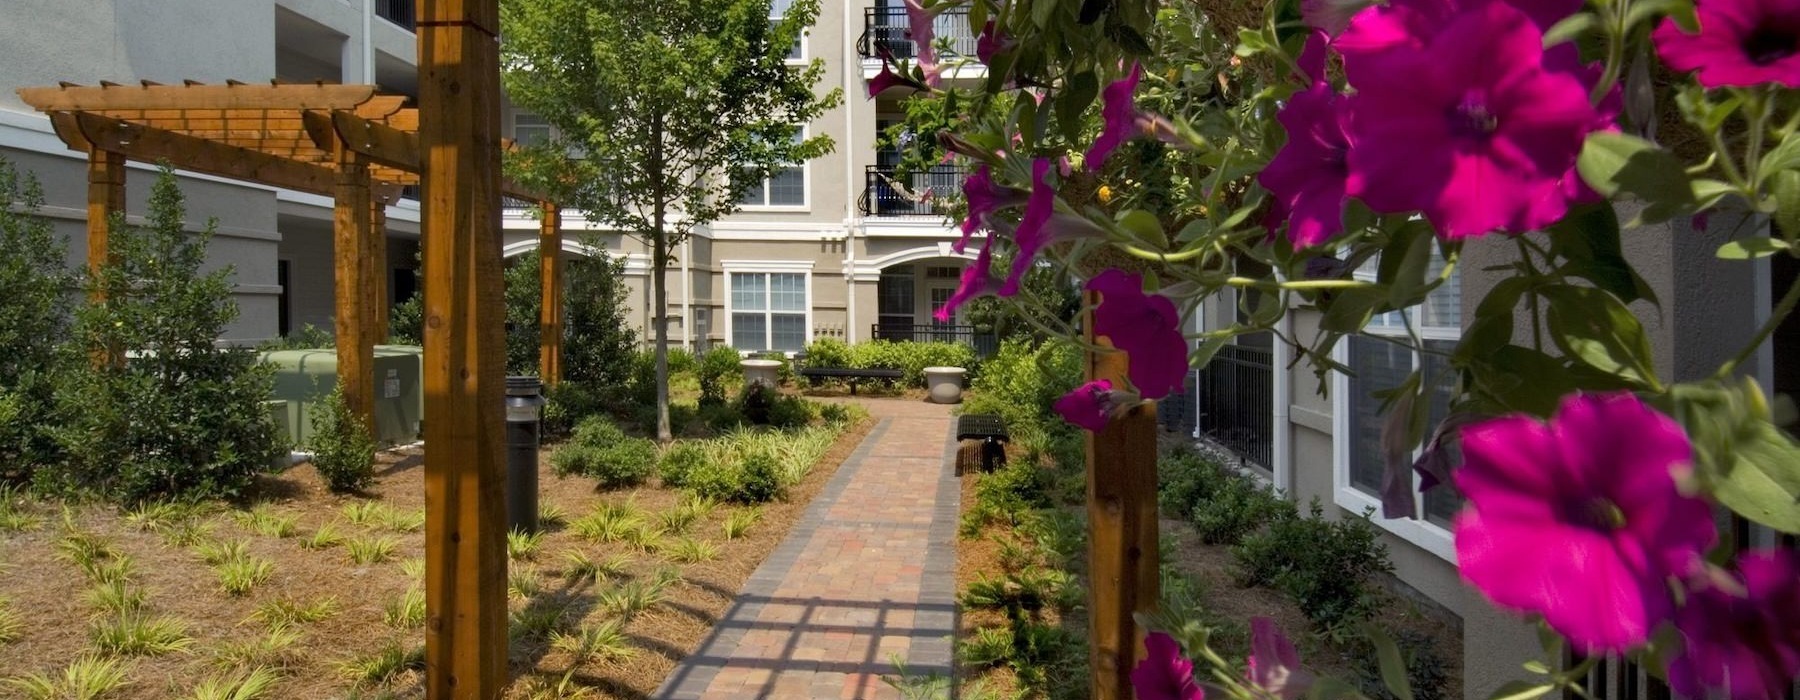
<box><xmin>740</xmin><ymin>359</ymin><xmax>783</xmax><ymax>388</ymax></box>
<box><xmin>924</xmin><ymin>366</ymin><xmax>966</xmax><ymax>404</ymax></box>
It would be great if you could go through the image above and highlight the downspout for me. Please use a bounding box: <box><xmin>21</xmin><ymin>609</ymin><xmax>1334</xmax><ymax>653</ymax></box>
<box><xmin>1271</xmin><ymin>275</ymin><xmax>1294</xmax><ymax>494</ymax></box>
<box><xmin>682</xmin><ymin>235</ymin><xmax>694</xmax><ymax>349</ymax></box>
<box><xmin>362</xmin><ymin>0</ymin><xmax>375</xmax><ymax>83</ymax></box>
<box><xmin>842</xmin><ymin>0</ymin><xmax>859</xmax><ymax>343</ymax></box>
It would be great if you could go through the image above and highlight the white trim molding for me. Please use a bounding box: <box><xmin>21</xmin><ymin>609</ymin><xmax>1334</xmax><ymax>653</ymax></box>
<box><xmin>499</xmin><ymin>238</ymin><xmax>650</xmax><ymax>275</ymax></box>
<box><xmin>846</xmin><ymin>242</ymin><xmax>976</xmax><ymax>278</ymax></box>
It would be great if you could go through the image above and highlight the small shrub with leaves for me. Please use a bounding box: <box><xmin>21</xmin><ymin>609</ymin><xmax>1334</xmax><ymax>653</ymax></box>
<box><xmin>1190</xmin><ymin>475</ymin><xmax>1295</xmax><ymax>546</ymax></box>
<box><xmin>307</xmin><ymin>385</ymin><xmax>377</xmax><ymax>493</ymax></box>
<box><xmin>767</xmin><ymin>395</ymin><xmax>813</xmax><ymax>429</ymax></box>
<box><xmin>1231</xmin><ymin>500</ymin><xmax>1392</xmax><ymax>631</ymax></box>
<box><xmin>551</xmin><ymin>416</ymin><xmax>656</xmax><ymax>488</ymax></box>
<box><xmin>733</xmin><ymin>382</ymin><xmax>777</xmax><ymax>425</ymax></box>
<box><xmin>1157</xmin><ymin>449</ymin><xmax>1228</xmax><ymax>517</ymax></box>
<box><xmin>0</xmin><ymin>157</ymin><xmax>76</xmax><ymax>483</ymax></box>
<box><xmin>686</xmin><ymin>451</ymin><xmax>785</xmax><ymax>504</ymax></box>
<box><xmin>695</xmin><ymin>346</ymin><xmax>743</xmax><ymax>407</ymax></box>
<box><xmin>657</xmin><ymin>441</ymin><xmax>711</xmax><ymax>488</ymax></box>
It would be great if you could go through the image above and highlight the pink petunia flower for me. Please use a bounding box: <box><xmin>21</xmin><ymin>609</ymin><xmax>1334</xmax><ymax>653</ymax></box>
<box><xmin>1131</xmin><ymin>632</ymin><xmax>1205</xmax><ymax>700</ymax></box>
<box><xmin>977</xmin><ymin>20</ymin><xmax>1015</xmax><ymax>64</ymax></box>
<box><xmin>1453</xmin><ymin>392</ymin><xmax>1716</xmax><ymax>654</ymax></box>
<box><xmin>1343</xmin><ymin>0</ymin><xmax>1599</xmax><ymax>238</ymax></box>
<box><xmin>904</xmin><ymin>0</ymin><xmax>942</xmax><ymax>68</ymax></box>
<box><xmin>1334</xmin><ymin>0</ymin><xmax>1582</xmax><ymax>84</ymax></box>
<box><xmin>1259</xmin><ymin>83</ymin><xmax>1354</xmax><ymax>247</ymax></box>
<box><xmin>1667</xmin><ymin>549</ymin><xmax>1800</xmax><ymax>700</ymax></box>
<box><xmin>1654</xmin><ymin>0</ymin><xmax>1800</xmax><ymax>88</ymax></box>
<box><xmin>867</xmin><ymin>59</ymin><xmax>925</xmax><ymax>98</ymax></box>
<box><xmin>1087</xmin><ymin>270</ymin><xmax>1188</xmax><ymax>400</ymax></box>
<box><xmin>1053</xmin><ymin>379</ymin><xmax>1116</xmax><ymax>432</ymax></box>
<box><xmin>936</xmin><ymin>232</ymin><xmax>1005</xmax><ymax>322</ymax></box>
<box><xmin>1087</xmin><ymin>63</ymin><xmax>1146</xmax><ymax>167</ymax></box>
<box><xmin>956</xmin><ymin>166</ymin><xmax>1027</xmax><ymax>254</ymax></box>
<box><xmin>1000</xmin><ymin>158</ymin><xmax>1058</xmax><ymax>296</ymax></box>
<box><xmin>1248</xmin><ymin>617</ymin><xmax>1313</xmax><ymax>700</ymax></box>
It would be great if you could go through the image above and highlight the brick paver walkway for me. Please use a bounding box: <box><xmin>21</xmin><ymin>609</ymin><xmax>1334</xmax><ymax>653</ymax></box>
<box><xmin>657</xmin><ymin>399</ymin><xmax>959</xmax><ymax>699</ymax></box>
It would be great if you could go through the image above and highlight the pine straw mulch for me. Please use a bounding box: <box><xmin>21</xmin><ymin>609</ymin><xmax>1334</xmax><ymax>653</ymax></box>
<box><xmin>0</xmin><ymin>416</ymin><xmax>873</xmax><ymax>700</ymax></box>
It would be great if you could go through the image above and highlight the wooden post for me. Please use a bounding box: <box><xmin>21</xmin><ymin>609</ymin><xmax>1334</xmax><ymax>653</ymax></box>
<box><xmin>1086</xmin><ymin>290</ymin><xmax>1160</xmax><ymax>700</ymax></box>
<box><xmin>85</xmin><ymin>148</ymin><xmax>125</xmax><ymax>367</ymax></box>
<box><xmin>539</xmin><ymin>204</ymin><xmax>562</xmax><ymax>385</ymax></box>
<box><xmin>332</xmin><ymin>143</ymin><xmax>376</xmax><ymax>434</ymax></box>
<box><xmin>418</xmin><ymin>0</ymin><xmax>509</xmax><ymax>697</ymax></box>
<box><xmin>371</xmin><ymin>194</ymin><xmax>391</xmax><ymax>344</ymax></box>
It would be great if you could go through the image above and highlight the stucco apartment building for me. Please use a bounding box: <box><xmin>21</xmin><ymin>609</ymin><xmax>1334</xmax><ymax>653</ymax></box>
<box><xmin>2</xmin><ymin>0</ymin><xmax>979</xmax><ymax>355</ymax></box>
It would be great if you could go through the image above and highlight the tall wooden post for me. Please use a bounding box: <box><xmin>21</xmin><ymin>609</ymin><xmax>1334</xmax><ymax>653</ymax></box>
<box><xmin>1086</xmin><ymin>291</ymin><xmax>1160</xmax><ymax>700</ymax></box>
<box><xmin>538</xmin><ymin>204</ymin><xmax>563</xmax><ymax>385</ymax></box>
<box><xmin>86</xmin><ymin>148</ymin><xmax>125</xmax><ymax>367</ymax></box>
<box><xmin>418</xmin><ymin>0</ymin><xmax>509</xmax><ymax>697</ymax></box>
<box><xmin>333</xmin><ymin>144</ymin><xmax>376</xmax><ymax>434</ymax></box>
<box><xmin>371</xmin><ymin>194</ymin><xmax>391</xmax><ymax>344</ymax></box>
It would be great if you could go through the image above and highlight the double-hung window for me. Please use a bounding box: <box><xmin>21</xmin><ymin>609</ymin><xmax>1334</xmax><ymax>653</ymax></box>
<box><xmin>730</xmin><ymin>271</ymin><xmax>809</xmax><ymax>352</ymax></box>
<box><xmin>1333</xmin><ymin>254</ymin><xmax>1464</xmax><ymax>560</ymax></box>
<box><xmin>738</xmin><ymin>127</ymin><xmax>807</xmax><ymax>208</ymax></box>
<box><xmin>770</xmin><ymin>0</ymin><xmax>805</xmax><ymax>61</ymax></box>
<box><xmin>512</xmin><ymin>111</ymin><xmax>553</xmax><ymax>147</ymax></box>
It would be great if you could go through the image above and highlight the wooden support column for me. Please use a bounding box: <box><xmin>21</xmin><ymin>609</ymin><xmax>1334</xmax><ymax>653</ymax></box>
<box><xmin>85</xmin><ymin>148</ymin><xmax>125</xmax><ymax>367</ymax></box>
<box><xmin>1085</xmin><ymin>290</ymin><xmax>1160</xmax><ymax>700</ymax></box>
<box><xmin>418</xmin><ymin>0</ymin><xmax>509</xmax><ymax>697</ymax></box>
<box><xmin>371</xmin><ymin>194</ymin><xmax>391</xmax><ymax>344</ymax></box>
<box><xmin>333</xmin><ymin>145</ymin><xmax>376</xmax><ymax>435</ymax></box>
<box><xmin>539</xmin><ymin>204</ymin><xmax>563</xmax><ymax>386</ymax></box>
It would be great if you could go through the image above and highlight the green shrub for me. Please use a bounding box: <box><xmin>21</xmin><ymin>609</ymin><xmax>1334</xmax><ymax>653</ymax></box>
<box><xmin>698</xmin><ymin>402</ymin><xmax>744</xmax><ymax>432</ymax></box>
<box><xmin>46</xmin><ymin>170</ymin><xmax>280</xmax><ymax>503</ymax></box>
<box><xmin>1158</xmin><ymin>449</ymin><xmax>1227</xmax><ymax>517</ymax></box>
<box><xmin>818</xmin><ymin>402</ymin><xmax>851</xmax><ymax>425</ymax></box>
<box><xmin>767</xmin><ymin>395</ymin><xmax>813</xmax><ymax>429</ymax></box>
<box><xmin>848</xmin><ymin>340</ymin><xmax>976</xmax><ymax>388</ymax></box>
<box><xmin>0</xmin><ymin>157</ymin><xmax>74</xmax><ymax>481</ymax></box>
<box><xmin>686</xmin><ymin>451</ymin><xmax>786</xmax><ymax>504</ymax></box>
<box><xmin>666</xmin><ymin>347</ymin><xmax>697</xmax><ymax>376</ymax></box>
<box><xmin>255</xmin><ymin>323</ymin><xmax>334</xmax><ymax>351</ymax></box>
<box><xmin>963</xmin><ymin>339</ymin><xmax>1081</xmax><ymax>433</ymax></box>
<box><xmin>696</xmin><ymin>347</ymin><xmax>742</xmax><ymax>406</ymax></box>
<box><xmin>542</xmin><ymin>381</ymin><xmax>605</xmax><ymax>438</ymax></box>
<box><xmin>308</xmin><ymin>386</ymin><xmax>377</xmax><ymax>493</ymax></box>
<box><xmin>551</xmin><ymin>417</ymin><xmax>656</xmax><ymax>489</ymax></box>
<box><xmin>628</xmin><ymin>350</ymin><xmax>658</xmax><ymax>406</ymax></box>
<box><xmin>975</xmin><ymin>459</ymin><xmax>1052</xmax><ymax>515</ymax></box>
<box><xmin>735</xmin><ymin>382</ymin><xmax>776</xmax><ymax>425</ymax></box>
<box><xmin>801</xmin><ymin>338</ymin><xmax>853</xmax><ymax>369</ymax></box>
<box><xmin>658</xmin><ymin>441</ymin><xmax>711</xmax><ymax>488</ymax></box>
<box><xmin>1190</xmin><ymin>475</ymin><xmax>1295</xmax><ymax>545</ymax></box>
<box><xmin>1231</xmin><ymin>500</ymin><xmax>1392</xmax><ymax>631</ymax></box>
<box><xmin>1351</xmin><ymin>628</ymin><xmax>1452</xmax><ymax>700</ymax></box>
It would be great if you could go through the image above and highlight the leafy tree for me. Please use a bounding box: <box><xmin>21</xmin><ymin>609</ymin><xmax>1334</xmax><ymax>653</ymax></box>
<box><xmin>47</xmin><ymin>169</ymin><xmax>280</xmax><ymax>502</ymax></box>
<box><xmin>501</xmin><ymin>0</ymin><xmax>841</xmax><ymax>441</ymax></box>
<box><xmin>0</xmin><ymin>157</ymin><xmax>74</xmax><ymax>479</ymax></box>
<box><xmin>499</xmin><ymin>240</ymin><xmax>638</xmax><ymax>388</ymax></box>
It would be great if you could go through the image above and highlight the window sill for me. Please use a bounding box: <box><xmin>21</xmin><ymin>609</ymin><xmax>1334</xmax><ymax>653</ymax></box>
<box><xmin>736</xmin><ymin>205</ymin><xmax>811</xmax><ymax>214</ymax></box>
<box><xmin>1333</xmin><ymin>486</ymin><xmax>1458</xmax><ymax>563</ymax></box>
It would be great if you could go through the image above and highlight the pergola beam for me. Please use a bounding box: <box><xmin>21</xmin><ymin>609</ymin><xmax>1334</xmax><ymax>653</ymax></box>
<box><xmin>418</xmin><ymin>0</ymin><xmax>510</xmax><ymax>695</ymax></box>
<box><xmin>308</xmin><ymin>109</ymin><xmax>549</xmax><ymax>202</ymax></box>
<box><xmin>51</xmin><ymin>112</ymin><xmax>335</xmax><ymax>196</ymax></box>
<box><xmin>18</xmin><ymin>82</ymin><xmax>382</xmax><ymax>112</ymax></box>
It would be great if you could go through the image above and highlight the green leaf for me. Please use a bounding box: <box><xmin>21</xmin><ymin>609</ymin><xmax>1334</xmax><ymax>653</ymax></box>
<box><xmin>1576</xmin><ymin>132</ymin><xmax>1696</xmax><ymax>222</ymax></box>
<box><xmin>1117</xmin><ymin>209</ymin><xmax>1166</xmax><ymax>247</ymax></box>
<box><xmin>1488</xmin><ymin>681</ymin><xmax>1556</xmax><ymax>700</ymax></box>
<box><xmin>1174</xmin><ymin>218</ymin><xmax>1213</xmax><ymax>243</ymax></box>
<box><xmin>1540</xmin><ymin>284</ymin><xmax>1658</xmax><ymax>388</ymax></box>
<box><xmin>1715</xmin><ymin>237</ymin><xmax>1791</xmax><ymax>259</ymax></box>
<box><xmin>1711</xmin><ymin>422</ymin><xmax>1800</xmax><ymax>533</ymax></box>
<box><xmin>1775</xmin><ymin>169</ymin><xmax>1800</xmax><ymax>240</ymax></box>
<box><xmin>1757</xmin><ymin>130</ymin><xmax>1800</xmax><ymax>179</ymax></box>
<box><xmin>1383</xmin><ymin>224</ymin><xmax>1435</xmax><ymax>308</ymax></box>
<box><xmin>1031</xmin><ymin>0</ymin><xmax>1058</xmax><ymax>28</ymax></box>
<box><xmin>1235</xmin><ymin>28</ymin><xmax>1270</xmax><ymax>57</ymax></box>
<box><xmin>1058</xmin><ymin>71</ymin><xmax>1101</xmax><ymax>144</ymax></box>
<box><xmin>1307</xmin><ymin>677</ymin><xmax>1372</xmax><ymax>700</ymax></box>
<box><xmin>1542</xmin><ymin>12</ymin><xmax>1596</xmax><ymax>46</ymax></box>
<box><xmin>1548</xmin><ymin>204</ymin><xmax>1657</xmax><ymax>306</ymax></box>
<box><xmin>1364</xmin><ymin>624</ymin><xmax>1415</xmax><ymax>700</ymax></box>
<box><xmin>1469</xmin><ymin>346</ymin><xmax>1573</xmax><ymax>416</ymax></box>
<box><xmin>1320</xmin><ymin>286</ymin><xmax>1389</xmax><ymax>333</ymax></box>
<box><xmin>1691</xmin><ymin>178</ymin><xmax>1738</xmax><ymax>209</ymax></box>
<box><xmin>1190</xmin><ymin>336</ymin><xmax>1229</xmax><ymax>370</ymax></box>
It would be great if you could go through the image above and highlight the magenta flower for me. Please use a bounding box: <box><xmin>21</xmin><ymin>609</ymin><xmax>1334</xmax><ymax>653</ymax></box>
<box><xmin>1000</xmin><ymin>158</ymin><xmax>1057</xmax><ymax>296</ymax></box>
<box><xmin>1668</xmin><ymin>549</ymin><xmax>1800</xmax><ymax>700</ymax></box>
<box><xmin>867</xmin><ymin>60</ymin><xmax>925</xmax><ymax>98</ymax></box>
<box><xmin>1335</xmin><ymin>0</ymin><xmax>1581</xmax><ymax>84</ymax></box>
<box><xmin>1297</xmin><ymin>30</ymin><xmax>1331</xmax><ymax>83</ymax></box>
<box><xmin>1344</xmin><ymin>0</ymin><xmax>1599</xmax><ymax>238</ymax></box>
<box><xmin>1655</xmin><ymin>0</ymin><xmax>1800</xmax><ymax>88</ymax></box>
<box><xmin>1131</xmin><ymin>632</ymin><xmax>1204</xmax><ymax>700</ymax></box>
<box><xmin>956</xmin><ymin>166</ymin><xmax>1027</xmax><ymax>253</ymax></box>
<box><xmin>904</xmin><ymin>0</ymin><xmax>941</xmax><ymax>67</ymax></box>
<box><xmin>936</xmin><ymin>234</ymin><xmax>1004</xmax><ymax>322</ymax></box>
<box><xmin>1086</xmin><ymin>63</ymin><xmax>1145</xmax><ymax>167</ymax></box>
<box><xmin>1260</xmin><ymin>83</ymin><xmax>1354</xmax><ymax>247</ymax></box>
<box><xmin>1054</xmin><ymin>379</ymin><xmax>1115</xmax><ymax>432</ymax></box>
<box><xmin>1088</xmin><ymin>269</ymin><xmax>1188</xmax><ymax>400</ymax></box>
<box><xmin>977</xmin><ymin>20</ymin><xmax>1014</xmax><ymax>64</ymax></box>
<box><xmin>1248</xmin><ymin>618</ymin><xmax>1313</xmax><ymax>699</ymax></box>
<box><xmin>1453</xmin><ymin>392</ymin><xmax>1716</xmax><ymax>654</ymax></box>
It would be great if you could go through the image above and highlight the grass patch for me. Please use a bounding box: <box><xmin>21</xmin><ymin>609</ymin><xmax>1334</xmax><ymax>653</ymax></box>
<box><xmin>235</xmin><ymin>505</ymin><xmax>299</xmax><ymax>539</ymax></box>
<box><xmin>340</xmin><ymin>501</ymin><xmax>380</xmax><ymax>526</ymax></box>
<box><xmin>85</xmin><ymin>579</ymin><xmax>147</xmax><ymax>616</ymax></box>
<box><xmin>338</xmin><ymin>641</ymin><xmax>425</xmax><ymax>686</ymax></box>
<box><xmin>561</xmin><ymin>551</ymin><xmax>630</xmax><ymax>582</ymax></box>
<box><xmin>179</xmin><ymin>666</ymin><xmax>279</xmax><ymax>700</ymax></box>
<box><xmin>0</xmin><ymin>598</ymin><xmax>21</xmax><ymax>644</ymax></box>
<box><xmin>209</xmin><ymin>626</ymin><xmax>303</xmax><ymax>672</ymax></box>
<box><xmin>550</xmin><ymin>619</ymin><xmax>634</xmax><ymax>664</ymax></box>
<box><xmin>216</xmin><ymin>556</ymin><xmax>274</xmax><ymax>597</ymax></box>
<box><xmin>721</xmin><ymin>508</ymin><xmax>762</xmax><ymax>540</ymax></box>
<box><xmin>299</xmin><ymin>522</ymin><xmax>344</xmax><ymax>550</ymax></box>
<box><xmin>6</xmin><ymin>655</ymin><xmax>131</xmax><ymax>699</ymax></box>
<box><xmin>247</xmin><ymin>597</ymin><xmax>337</xmax><ymax>628</ymax></box>
<box><xmin>507</xmin><ymin>529</ymin><xmax>544</xmax><ymax>562</ymax></box>
<box><xmin>195</xmin><ymin>539</ymin><xmax>249</xmax><ymax>566</ymax></box>
<box><xmin>663</xmin><ymin>537</ymin><xmax>720</xmax><ymax>564</ymax></box>
<box><xmin>345</xmin><ymin>535</ymin><xmax>398</xmax><ymax>565</ymax></box>
<box><xmin>90</xmin><ymin>612</ymin><xmax>193</xmax><ymax>656</ymax></box>
<box><xmin>382</xmin><ymin>589</ymin><xmax>426</xmax><ymax>629</ymax></box>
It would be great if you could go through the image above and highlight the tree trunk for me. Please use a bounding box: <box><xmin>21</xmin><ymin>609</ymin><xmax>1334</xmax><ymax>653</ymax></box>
<box><xmin>652</xmin><ymin>217</ymin><xmax>672</xmax><ymax>443</ymax></box>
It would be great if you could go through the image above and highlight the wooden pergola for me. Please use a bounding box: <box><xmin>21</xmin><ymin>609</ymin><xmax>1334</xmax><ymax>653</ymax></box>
<box><xmin>16</xmin><ymin>80</ymin><xmax>567</xmax><ymax>432</ymax></box>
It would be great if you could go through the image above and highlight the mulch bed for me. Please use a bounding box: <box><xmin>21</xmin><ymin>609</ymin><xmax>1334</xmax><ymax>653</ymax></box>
<box><xmin>0</xmin><ymin>417</ymin><xmax>873</xmax><ymax>699</ymax></box>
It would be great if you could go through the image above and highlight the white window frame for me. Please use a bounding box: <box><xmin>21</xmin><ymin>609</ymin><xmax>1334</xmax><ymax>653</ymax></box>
<box><xmin>1330</xmin><ymin>265</ymin><xmax>1461</xmax><ymax>563</ymax></box>
<box><xmin>722</xmin><ymin>260</ymin><xmax>814</xmax><ymax>354</ymax></box>
<box><xmin>737</xmin><ymin>126</ymin><xmax>810</xmax><ymax>212</ymax></box>
<box><xmin>511</xmin><ymin>110</ymin><xmax>554</xmax><ymax>148</ymax></box>
<box><xmin>771</xmin><ymin>0</ymin><xmax>808</xmax><ymax>63</ymax></box>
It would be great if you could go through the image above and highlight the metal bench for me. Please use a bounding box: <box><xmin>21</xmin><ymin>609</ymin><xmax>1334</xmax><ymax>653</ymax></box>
<box><xmin>797</xmin><ymin>367</ymin><xmax>904</xmax><ymax>395</ymax></box>
<box><xmin>955</xmin><ymin>413</ymin><xmax>1009</xmax><ymax>473</ymax></box>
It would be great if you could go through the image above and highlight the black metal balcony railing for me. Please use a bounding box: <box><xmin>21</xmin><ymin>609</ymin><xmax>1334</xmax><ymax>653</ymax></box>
<box><xmin>870</xmin><ymin>323</ymin><xmax>998</xmax><ymax>358</ymax></box>
<box><xmin>375</xmin><ymin>0</ymin><xmax>415</xmax><ymax>30</ymax></box>
<box><xmin>859</xmin><ymin>165</ymin><xmax>965</xmax><ymax>218</ymax></box>
<box><xmin>1164</xmin><ymin>344</ymin><xmax>1274</xmax><ymax>468</ymax></box>
<box><xmin>857</xmin><ymin>6</ymin><xmax>977</xmax><ymax>60</ymax></box>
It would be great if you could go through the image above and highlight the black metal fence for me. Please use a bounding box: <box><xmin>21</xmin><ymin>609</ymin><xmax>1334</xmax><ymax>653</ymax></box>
<box><xmin>375</xmin><ymin>0</ymin><xmax>415</xmax><ymax>30</ymax></box>
<box><xmin>860</xmin><ymin>165</ymin><xmax>965</xmax><ymax>217</ymax></box>
<box><xmin>1166</xmin><ymin>344</ymin><xmax>1274</xmax><ymax>468</ymax></box>
<box><xmin>870</xmin><ymin>324</ymin><xmax>998</xmax><ymax>358</ymax></box>
<box><xmin>857</xmin><ymin>6</ymin><xmax>978</xmax><ymax>59</ymax></box>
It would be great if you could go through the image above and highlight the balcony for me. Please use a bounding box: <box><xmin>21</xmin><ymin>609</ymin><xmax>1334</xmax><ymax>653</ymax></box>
<box><xmin>857</xmin><ymin>6</ymin><xmax>976</xmax><ymax>60</ymax></box>
<box><xmin>375</xmin><ymin>0</ymin><xmax>415</xmax><ymax>30</ymax></box>
<box><xmin>859</xmin><ymin>165</ymin><xmax>965</xmax><ymax>218</ymax></box>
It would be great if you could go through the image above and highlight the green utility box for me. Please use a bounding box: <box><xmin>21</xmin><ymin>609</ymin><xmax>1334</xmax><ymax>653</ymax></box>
<box><xmin>260</xmin><ymin>346</ymin><xmax>424</xmax><ymax>449</ymax></box>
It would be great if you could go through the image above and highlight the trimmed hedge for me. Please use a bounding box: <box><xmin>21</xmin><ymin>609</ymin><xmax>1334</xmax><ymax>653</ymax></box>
<box><xmin>801</xmin><ymin>338</ymin><xmax>977</xmax><ymax>388</ymax></box>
